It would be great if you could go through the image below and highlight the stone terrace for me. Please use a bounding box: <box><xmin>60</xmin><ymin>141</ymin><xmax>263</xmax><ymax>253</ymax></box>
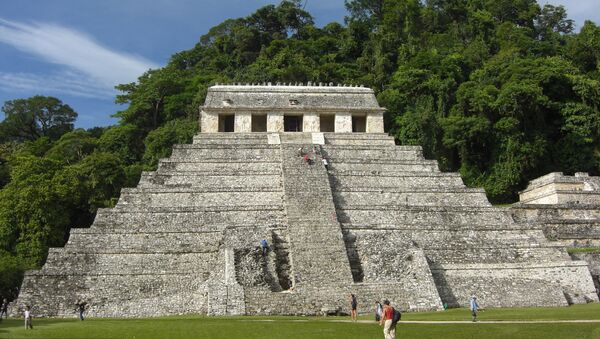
<box><xmin>12</xmin><ymin>133</ymin><xmax>598</xmax><ymax>317</ymax></box>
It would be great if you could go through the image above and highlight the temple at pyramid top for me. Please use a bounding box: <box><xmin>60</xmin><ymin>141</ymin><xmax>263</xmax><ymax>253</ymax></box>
<box><xmin>200</xmin><ymin>84</ymin><xmax>385</xmax><ymax>133</ymax></box>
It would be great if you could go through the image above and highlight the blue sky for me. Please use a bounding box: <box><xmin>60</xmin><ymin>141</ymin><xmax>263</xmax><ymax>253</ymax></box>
<box><xmin>0</xmin><ymin>0</ymin><xmax>598</xmax><ymax>128</ymax></box>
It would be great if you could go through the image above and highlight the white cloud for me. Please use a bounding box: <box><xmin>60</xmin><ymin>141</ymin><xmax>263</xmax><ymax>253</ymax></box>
<box><xmin>0</xmin><ymin>18</ymin><xmax>159</xmax><ymax>98</ymax></box>
<box><xmin>0</xmin><ymin>71</ymin><xmax>116</xmax><ymax>99</ymax></box>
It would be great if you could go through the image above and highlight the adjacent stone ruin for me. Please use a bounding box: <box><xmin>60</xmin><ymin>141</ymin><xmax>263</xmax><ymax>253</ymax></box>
<box><xmin>512</xmin><ymin>172</ymin><xmax>600</xmax><ymax>294</ymax></box>
<box><xmin>12</xmin><ymin>85</ymin><xmax>598</xmax><ymax>317</ymax></box>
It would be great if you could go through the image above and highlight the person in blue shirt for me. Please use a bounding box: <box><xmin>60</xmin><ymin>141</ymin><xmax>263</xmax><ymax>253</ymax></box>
<box><xmin>470</xmin><ymin>296</ymin><xmax>479</xmax><ymax>322</ymax></box>
<box><xmin>260</xmin><ymin>239</ymin><xmax>268</xmax><ymax>256</ymax></box>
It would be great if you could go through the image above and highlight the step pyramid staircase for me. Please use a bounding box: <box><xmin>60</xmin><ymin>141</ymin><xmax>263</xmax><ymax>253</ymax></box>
<box><xmin>12</xmin><ymin>133</ymin><xmax>597</xmax><ymax>317</ymax></box>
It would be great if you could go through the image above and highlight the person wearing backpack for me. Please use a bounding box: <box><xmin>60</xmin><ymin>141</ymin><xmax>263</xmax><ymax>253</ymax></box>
<box><xmin>379</xmin><ymin>300</ymin><xmax>396</xmax><ymax>339</ymax></box>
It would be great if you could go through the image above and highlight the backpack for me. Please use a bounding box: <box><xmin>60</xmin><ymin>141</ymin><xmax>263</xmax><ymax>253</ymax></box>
<box><xmin>392</xmin><ymin>308</ymin><xmax>401</xmax><ymax>324</ymax></box>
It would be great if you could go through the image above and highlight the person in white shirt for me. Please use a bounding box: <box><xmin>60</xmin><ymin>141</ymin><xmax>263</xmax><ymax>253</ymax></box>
<box><xmin>321</xmin><ymin>157</ymin><xmax>329</xmax><ymax>170</ymax></box>
<box><xmin>24</xmin><ymin>305</ymin><xmax>33</xmax><ymax>329</ymax></box>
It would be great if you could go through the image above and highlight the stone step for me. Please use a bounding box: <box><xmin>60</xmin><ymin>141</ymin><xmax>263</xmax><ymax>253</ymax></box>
<box><xmin>116</xmin><ymin>190</ymin><xmax>283</xmax><ymax>208</ymax></box>
<box><xmin>279</xmin><ymin>133</ymin><xmax>317</xmax><ymax>144</ymax></box>
<box><xmin>93</xmin><ymin>207</ymin><xmax>285</xmax><ymax>231</ymax></box>
<box><xmin>41</xmin><ymin>252</ymin><xmax>218</xmax><ymax>275</ymax></box>
<box><xmin>105</xmin><ymin>204</ymin><xmax>285</xmax><ymax>213</ymax></box>
<box><xmin>323</xmin><ymin>144</ymin><xmax>422</xmax><ymax>151</ymax></box>
<box><xmin>174</xmin><ymin>143</ymin><xmax>278</xmax><ymax>150</ymax></box>
<box><xmin>193</xmin><ymin>133</ymin><xmax>269</xmax><ymax>144</ymax></box>
<box><xmin>323</xmin><ymin>133</ymin><xmax>395</xmax><ymax>146</ymax></box>
<box><xmin>341</xmin><ymin>222</ymin><xmax>538</xmax><ymax>231</ymax></box>
<box><xmin>324</xmin><ymin>149</ymin><xmax>423</xmax><ymax>160</ymax></box>
<box><xmin>330</xmin><ymin>174</ymin><xmax>465</xmax><ymax>190</ymax></box>
<box><xmin>157</xmin><ymin>160</ymin><xmax>280</xmax><ymax>173</ymax></box>
<box><xmin>425</xmin><ymin>247</ymin><xmax>568</xmax><ymax>264</ymax></box>
<box><xmin>543</xmin><ymin>221</ymin><xmax>600</xmax><ymax>240</ymax></box>
<box><xmin>333</xmin><ymin>189</ymin><xmax>491</xmax><ymax>207</ymax></box>
<box><xmin>75</xmin><ymin>222</ymin><xmax>286</xmax><ymax>234</ymax></box>
<box><xmin>194</xmin><ymin>133</ymin><xmax>269</xmax><ymax>139</ymax></box>
<box><xmin>120</xmin><ymin>187</ymin><xmax>283</xmax><ymax>194</ymax></box>
<box><xmin>512</xmin><ymin>205</ymin><xmax>600</xmax><ymax>222</ymax></box>
<box><xmin>346</xmin><ymin>232</ymin><xmax>552</xmax><ymax>252</ymax></box>
<box><xmin>65</xmin><ymin>231</ymin><xmax>222</xmax><ymax>252</ymax></box>
<box><xmin>330</xmin><ymin>170</ymin><xmax>460</xmax><ymax>177</ymax></box>
<box><xmin>331</xmin><ymin>170</ymin><xmax>460</xmax><ymax>178</ymax></box>
<box><xmin>169</xmin><ymin>147</ymin><xmax>280</xmax><ymax>161</ymax></box>
<box><xmin>330</xmin><ymin>161</ymin><xmax>439</xmax><ymax>172</ymax></box>
<box><xmin>138</xmin><ymin>173</ymin><xmax>282</xmax><ymax>189</ymax></box>
<box><xmin>337</xmin><ymin>205</ymin><xmax>514</xmax><ymax>225</ymax></box>
<box><xmin>280</xmin><ymin>141</ymin><xmax>354</xmax><ymax>286</ymax></box>
<box><xmin>159</xmin><ymin>157</ymin><xmax>280</xmax><ymax>164</ymax></box>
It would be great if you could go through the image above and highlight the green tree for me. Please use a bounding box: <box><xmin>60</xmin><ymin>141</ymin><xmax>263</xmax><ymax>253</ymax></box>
<box><xmin>0</xmin><ymin>96</ymin><xmax>77</xmax><ymax>142</ymax></box>
<box><xmin>143</xmin><ymin>119</ymin><xmax>198</xmax><ymax>166</ymax></box>
<box><xmin>115</xmin><ymin>68</ymin><xmax>184</xmax><ymax>131</ymax></box>
<box><xmin>97</xmin><ymin>124</ymin><xmax>145</xmax><ymax>164</ymax></box>
<box><xmin>0</xmin><ymin>156</ymin><xmax>67</xmax><ymax>265</ymax></box>
<box><xmin>45</xmin><ymin>129</ymin><xmax>98</xmax><ymax>165</ymax></box>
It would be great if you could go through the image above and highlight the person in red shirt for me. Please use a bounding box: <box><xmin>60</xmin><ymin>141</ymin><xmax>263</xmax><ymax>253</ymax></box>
<box><xmin>379</xmin><ymin>300</ymin><xmax>396</xmax><ymax>339</ymax></box>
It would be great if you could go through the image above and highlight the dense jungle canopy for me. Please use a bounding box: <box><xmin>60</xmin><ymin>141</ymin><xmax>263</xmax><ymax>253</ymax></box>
<box><xmin>0</xmin><ymin>0</ymin><xmax>599</xmax><ymax>299</ymax></box>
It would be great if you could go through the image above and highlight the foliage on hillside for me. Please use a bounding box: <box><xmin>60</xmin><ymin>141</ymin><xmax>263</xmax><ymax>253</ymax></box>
<box><xmin>0</xmin><ymin>0</ymin><xmax>598</xmax><ymax>299</ymax></box>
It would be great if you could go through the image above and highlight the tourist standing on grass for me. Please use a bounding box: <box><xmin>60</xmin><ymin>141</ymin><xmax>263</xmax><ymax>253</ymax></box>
<box><xmin>24</xmin><ymin>305</ymin><xmax>33</xmax><ymax>329</ymax></box>
<box><xmin>470</xmin><ymin>296</ymin><xmax>479</xmax><ymax>322</ymax></box>
<box><xmin>349</xmin><ymin>293</ymin><xmax>358</xmax><ymax>322</ymax></box>
<box><xmin>375</xmin><ymin>301</ymin><xmax>383</xmax><ymax>321</ymax></box>
<box><xmin>0</xmin><ymin>298</ymin><xmax>8</xmax><ymax>319</ymax></box>
<box><xmin>77</xmin><ymin>301</ymin><xmax>87</xmax><ymax>321</ymax></box>
<box><xmin>380</xmin><ymin>300</ymin><xmax>395</xmax><ymax>339</ymax></box>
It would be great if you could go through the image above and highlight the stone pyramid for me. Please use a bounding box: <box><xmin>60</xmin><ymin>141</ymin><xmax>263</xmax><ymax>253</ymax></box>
<box><xmin>13</xmin><ymin>85</ymin><xmax>597</xmax><ymax>317</ymax></box>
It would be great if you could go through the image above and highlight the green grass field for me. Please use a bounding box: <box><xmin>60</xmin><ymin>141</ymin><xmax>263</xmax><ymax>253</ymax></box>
<box><xmin>1</xmin><ymin>303</ymin><xmax>600</xmax><ymax>338</ymax></box>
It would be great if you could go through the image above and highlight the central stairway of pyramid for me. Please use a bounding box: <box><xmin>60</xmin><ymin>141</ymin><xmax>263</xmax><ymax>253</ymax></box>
<box><xmin>13</xmin><ymin>131</ymin><xmax>598</xmax><ymax>317</ymax></box>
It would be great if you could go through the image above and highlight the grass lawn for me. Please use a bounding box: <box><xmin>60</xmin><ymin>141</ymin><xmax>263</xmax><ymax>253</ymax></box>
<box><xmin>1</xmin><ymin>303</ymin><xmax>600</xmax><ymax>338</ymax></box>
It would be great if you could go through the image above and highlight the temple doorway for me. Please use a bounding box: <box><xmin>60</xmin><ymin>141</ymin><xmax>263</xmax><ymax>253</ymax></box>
<box><xmin>252</xmin><ymin>114</ymin><xmax>267</xmax><ymax>132</ymax></box>
<box><xmin>219</xmin><ymin>114</ymin><xmax>235</xmax><ymax>132</ymax></box>
<box><xmin>284</xmin><ymin>115</ymin><xmax>303</xmax><ymax>132</ymax></box>
<box><xmin>320</xmin><ymin>114</ymin><xmax>335</xmax><ymax>132</ymax></box>
<box><xmin>352</xmin><ymin>115</ymin><xmax>366</xmax><ymax>132</ymax></box>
